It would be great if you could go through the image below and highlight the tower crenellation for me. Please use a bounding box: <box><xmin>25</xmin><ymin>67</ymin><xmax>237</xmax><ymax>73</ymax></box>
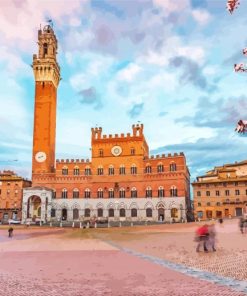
<box><xmin>33</xmin><ymin>25</ymin><xmax>60</xmax><ymax>88</ymax></box>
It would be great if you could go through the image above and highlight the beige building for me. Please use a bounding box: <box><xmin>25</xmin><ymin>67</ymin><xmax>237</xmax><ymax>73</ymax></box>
<box><xmin>0</xmin><ymin>171</ymin><xmax>31</xmax><ymax>223</ymax></box>
<box><xmin>192</xmin><ymin>160</ymin><xmax>247</xmax><ymax>220</ymax></box>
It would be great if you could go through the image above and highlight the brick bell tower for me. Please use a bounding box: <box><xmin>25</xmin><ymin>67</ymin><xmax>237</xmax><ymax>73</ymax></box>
<box><xmin>32</xmin><ymin>24</ymin><xmax>60</xmax><ymax>178</ymax></box>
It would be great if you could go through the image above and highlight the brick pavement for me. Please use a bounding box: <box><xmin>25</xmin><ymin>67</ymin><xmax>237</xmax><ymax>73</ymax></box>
<box><xmin>100</xmin><ymin>220</ymin><xmax>247</xmax><ymax>282</ymax></box>
<box><xmin>0</xmin><ymin>223</ymin><xmax>246</xmax><ymax>296</ymax></box>
<box><xmin>0</xmin><ymin>250</ymin><xmax>246</xmax><ymax>296</ymax></box>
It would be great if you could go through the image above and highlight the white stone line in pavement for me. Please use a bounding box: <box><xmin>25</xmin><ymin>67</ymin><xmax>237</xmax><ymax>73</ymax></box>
<box><xmin>108</xmin><ymin>241</ymin><xmax>247</xmax><ymax>294</ymax></box>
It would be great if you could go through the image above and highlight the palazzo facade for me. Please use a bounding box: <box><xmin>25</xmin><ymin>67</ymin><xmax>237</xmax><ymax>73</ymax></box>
<box><xmin>22</xmin><ymin>25</ymin><xmax>191</xmax><ymax>223</ymax></box>
<box><xmin>193</xmin><ymin>160</ymin><xmax>247</xmax><ymax>220</ymax></box>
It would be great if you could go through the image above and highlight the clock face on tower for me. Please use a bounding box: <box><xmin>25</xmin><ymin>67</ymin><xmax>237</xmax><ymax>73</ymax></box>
<box><xmin>111</xmin><ymin>146</ymin><xmax>122</xmax><ymax>156</ymax></box>
<box><xmin>35</xmin><ymin>151</ymin><xmax>47</xmax><ymax>163</ymax></box>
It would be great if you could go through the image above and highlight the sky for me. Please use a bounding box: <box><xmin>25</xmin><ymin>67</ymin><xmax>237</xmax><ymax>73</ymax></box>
<box><xmin>0</xmin><ymin>0</ymin><xmax>247</xmax><ymax>182</ymax></box>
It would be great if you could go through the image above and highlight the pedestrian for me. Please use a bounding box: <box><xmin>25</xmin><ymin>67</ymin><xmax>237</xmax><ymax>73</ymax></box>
<box><xmin>218</xmin><ymin>218</ymin><xmax>223</xmax><ymax>224</ymax></box>
<box><xmin>239</xmin><ymin>217</ymin><xmax>244</xmax><ymax>234</ymax></box>
<box><xmin>8</xmin><ymin>227</ymin><xmax>13</xmax><ymax>238</ymax></box>
<box><xmin>208</xmin><ymin>224</ymin><xmax>216</xmax><ymax>251</ymax></box>
<box><xmin>195</xmin><ymin>224</ymin><xmax>209</xmax><ymax>253</ymax></box>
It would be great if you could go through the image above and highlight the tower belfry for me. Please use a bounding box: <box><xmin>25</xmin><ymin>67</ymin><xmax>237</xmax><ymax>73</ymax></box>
<box><xmin>32</xmin><ymin>24</ymin><xmax>60</xmax><ymax>179</ymax></box>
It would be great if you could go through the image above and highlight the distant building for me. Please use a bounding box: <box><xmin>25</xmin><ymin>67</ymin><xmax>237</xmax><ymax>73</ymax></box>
<box><xmin>192</xmin><ymin>160</ymin><xmax>247</xmax><ymax>220</ymax></box>
<box><xmin>22</xmin><ymin>25</ymin><xmax>191</xmax><ymax>223</ymax></box>
<box><xmin>0</xmin><ymin>171</ymin><xmax>31</xmax><ymax>222</ymax></box>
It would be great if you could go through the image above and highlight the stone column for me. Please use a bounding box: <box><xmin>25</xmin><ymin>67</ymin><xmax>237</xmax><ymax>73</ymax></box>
<box><xmin>22</xmin><ymin>202</ymin><xmax>27</xmax><ymax>223</ymax></box>
<box><xmin>47</xmin><ymin>202</ymin><xmax>52</xmax><ymax>222</ymax></box>
<box><xmin>41</xmin><ymin>202</ymin><xmax>46</xmax><ymax>222</ymax></box>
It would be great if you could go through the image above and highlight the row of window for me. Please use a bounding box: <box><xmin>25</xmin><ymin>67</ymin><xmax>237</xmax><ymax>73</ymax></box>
<box><xmin>196</xmin><ymin>181</ymin><xmax>247</xmax><ymax>188</ymax></box>
<box><xmin>58</xmin><ymin>187</ymin><xmax>178</xmax><ymax>199</ymax></box>
<box><xmin>197</xmin><ymin>189</ymin><xmax>247</xmax><ymax>197</ymax></box>
<box><xmin>0</xmin><ymin>189</ymin><xmax>19</xmax><ymax>196</ymax></box>
<box><xmin>51</xmin><ymin>207</ymin><xmax>179</xmax><ymax>219</ymax></box>
<box><xmin>61</xmin><ymin>164</ymin><xmax>177</xmax><ymax>176</ymax></box>
<box><xmin>197</xmin><ymin>199</ymin><xmax>242</xmax><ymax>207</ymax></box>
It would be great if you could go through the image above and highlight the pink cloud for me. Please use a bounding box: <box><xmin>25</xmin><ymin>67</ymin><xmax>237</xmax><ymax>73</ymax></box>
<box><xmin>0</xmin><ymin>0</ymin><xmax>87</xmax><ymax>52</ymax></box>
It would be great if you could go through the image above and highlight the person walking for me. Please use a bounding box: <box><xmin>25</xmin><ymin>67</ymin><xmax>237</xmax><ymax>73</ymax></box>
<box><xmin>239</xmin><ymin>217</ymin><xmax>244</xmax><ymax>234</ymax></box>
<box><xmin>208</xmin><ymin>224</ymin><xmax>216</xmax><ymax>251</ymax></box>
<box><xmin>195</xmin><ymin>224</ymin><xmax>209</xmax><ymax>252</ymax></box>
<box><xmin>8</xmin><ymin>227</ymin><xmax>13</xmax><ymax>238</ymax></box>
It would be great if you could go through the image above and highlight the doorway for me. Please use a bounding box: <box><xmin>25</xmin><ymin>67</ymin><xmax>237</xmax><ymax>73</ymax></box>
<box><xmin>62</xmin><ymin>209</ymin><xmax>67</xmax><ymax>221</ymax></box>
<box><xmin>158</xmin><ymin>208</ymin><xmax>165</xmax><ymax>221</ymax></box>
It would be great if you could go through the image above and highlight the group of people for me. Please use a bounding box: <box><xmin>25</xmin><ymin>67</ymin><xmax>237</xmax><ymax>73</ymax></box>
<box><xmin>195</xmin><ymin>223</ymin><xmax>216</xmax><ymax>252</ymax></box>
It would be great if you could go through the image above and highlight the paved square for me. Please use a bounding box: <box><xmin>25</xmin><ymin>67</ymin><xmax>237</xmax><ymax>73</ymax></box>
<box><xmin>0</xmin><ymin>220</ymin><xmax>246</xmax><ymax>295</ymax></box>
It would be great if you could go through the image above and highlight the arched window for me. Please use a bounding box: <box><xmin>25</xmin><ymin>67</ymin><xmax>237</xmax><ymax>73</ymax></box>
<box><xmin>109</xmin><ymin>208</ymin><xmax>114</xmax><ymax>217</ymax></box>
<box><xmin>73</xmin><ymin>188</ymin><xmax>79</xmax><ymax>198</ymax></box>
<box><xmin>131</xmin><ymin>164</ymin><xmax>137</xmax><ymax>175</ymax></box>
<box><xmin>170</xmin><ymin>186</ymin><xmax>178</xmax><ymax>197</ymax></box>
<box><xmin>85</xmin><ymin>166</ymin><xmax>91</xmax><ymax>176</ymax></box>
<box><xmin>131</xmin><ymin>187</ymin><xmax>137</xmax><ymax>198</ymax></box>
<box><xmin>120</xmin><ymin>208</ymin><xmax>125</xmax><ymax>217</ymax></box>
<box><xmin>52</xmin><ymin>190</ymin><xmax>56</xmax><ymax>199</ymax></box>
<box><xmin>62</xmin><ymin>166</ymin><xmax>68</xmax><ymax>175</ymax></box>
<box><xmin>73</xmin><ymin>208</ymin><xmax>79</xmax><ymax>220</ymax></box>
<box><xmin>108</xmin><ymin>165</ymin><xmax>114</xmax><ymax>175</ymax></box>
<box><xmin>170</xmin><ymin>162</ymin><xmax>177</xmax><ymax>172</ymax></box>
<box><xmin>84</xmin><ymin>188</ymin><xmax>91</xmax><ymax>198</ymax></box>
<box><xmin>119</xmin><ymin>188</ymin><xmax>125</xmax><ymax>198</ymax></box>
<box><xmin>97</xmin><ymin>208</ymin><xmax>103</xmax><ymax>217</ymax></box>
<box><xmin>43</xmin><ymin>43</ymin><xmax>48</xmax><ymax>56</ymax></box>
<box><xmin>146</xmin><ymin>186</ymin><xmax>152</xmax><ymax>198</ymax></box>
<box><xmin>198</xmin><ymin>202</ymin><xmax>201</xmax><ymax>207</ymax></box>
<box><xmin>146</xmin><ymin>208</ymin><xmax>152</xmax><ymax>217</ymax></box>
<box><xmin>73</xmin><ymin>166</ymin><xmax>80</xmax><ymax>176</ymax></box>
<box><xmin>145</xmin><ymin>165</ymin><xmax>152</xmax><ymax>174</ymax></box>
<box><xmin>97</xmin><ymin>188</ymin><xmax>103</xmax><ymax>198</ymax></box>
<box><xmin>97</xmin><ymin>165</ymin><xmax>104</xmax><ymax>175</ymax></box>
<box><xmin>130</xmin><ymin>148</ymin><xmax>135</xmax><ymax>155</ymax></box>
<box><xmin>85</xmin><ymin>208</ymin><xmax>90</xmax><ymax>217</ymax></box>
<box><xmin>108</xmin><ymin>188</ymin><xmax>114</xmax><ymax>198</ymax></box>
<box><xmin>171</xmin><ymin>208</ymin><xmax>178</xmax><ymax>218</ymax></box>
<box><xmin>158</xmin><ymin>186</ymin><xmax>164</xmax><ymax>197</ymax></box>
<box><xmin>157</xmin><ymin>163</ymin><xmax>164</xmax><ymax>173</ymax></box>
<box><xmin>119</xmin><ymin>164</ymin><xmax>125</xmax><ymax>175</ymax></box>
<box><xmin>131</xmin><ymin>208</ymin><xmax>137</xmax><ymax>217</ymax></box>
<box><xmin>62</xmin><ymin>188</ymin><xmax>67</xmax><ymax>199</ymax></box>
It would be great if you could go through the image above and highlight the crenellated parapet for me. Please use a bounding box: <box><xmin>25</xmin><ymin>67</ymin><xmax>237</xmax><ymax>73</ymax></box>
<box><xmin>32</xmin><ymin>25</ymin><xmax>60</xmax><ymax>88</ymax></box>
<box><xmin>132</xmin><ymin>123</ymin><xmax>143</xmax><ymax>137</ymax></box>
<box><xmin>91</xmin><ymin>124</ymin><xmax>145</xmax><ymax>142</ymax></box>
<box><xmin>56</xmin><ymin>159</ymin><xmax>91</xmax><ymax>164</ymax></box>
<box><xmin>144</xmin><ymin>152</ymin><xmax>185</xmax><ymax>161</ymax></box>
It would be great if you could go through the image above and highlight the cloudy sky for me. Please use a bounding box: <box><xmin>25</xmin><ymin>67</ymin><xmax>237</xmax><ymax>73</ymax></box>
<box><xmin>0</xmin><ymin>0</ymin><xmax>247</xmax><ymax>181</ymax></box>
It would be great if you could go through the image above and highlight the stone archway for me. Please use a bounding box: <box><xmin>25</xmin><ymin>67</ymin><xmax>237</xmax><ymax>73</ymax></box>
<box><xmin>22</xmin><ymin>187</ymin><xmax>53</xmax><ymax>223</ymax></box>
<box><xmin>26</xmin><ymin>195</ymin><xmax>41</xmax><ymax>221</ymax></box>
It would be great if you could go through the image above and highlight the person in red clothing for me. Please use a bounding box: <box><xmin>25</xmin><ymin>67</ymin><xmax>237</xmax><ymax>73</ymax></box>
<box><xmin>195</xmin><ymin>224</ymin><xmax>209</xmax><ymax>252</ymax></box>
